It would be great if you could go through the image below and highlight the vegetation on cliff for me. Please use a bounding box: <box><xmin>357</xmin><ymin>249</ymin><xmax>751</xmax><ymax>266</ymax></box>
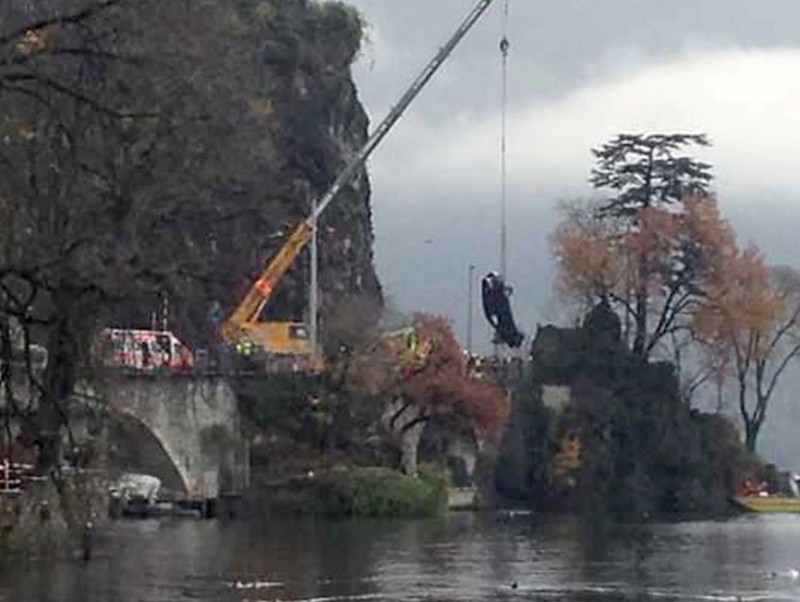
<box><xmin>495</xmin><ymin>301</ymin><xmax>755</xmax><ymax>520</ymax></box>
<box><xmin>232</xmin><ymin>316</ymin><xmax>492</xmax><ymax>519</ymax></box>
<box><xmin>236</xmin><ymin>313</ymin><xmax>507</xmax><ymax>492</ymax></box>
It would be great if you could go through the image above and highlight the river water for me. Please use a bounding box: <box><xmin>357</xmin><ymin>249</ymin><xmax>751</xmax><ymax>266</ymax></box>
<box><xmin>3</xmin><ymin>513</ymin><xmax>800</xmax><ymax>601</ymax></box>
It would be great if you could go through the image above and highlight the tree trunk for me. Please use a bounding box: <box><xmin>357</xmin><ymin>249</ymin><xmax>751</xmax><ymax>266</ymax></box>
<box><xmin>744</xmin><ymin>423</ymin><xmax>758</xmax><ymax>454</ymax></box>
<box><xmin>36</xmin><ymin>402</ymin><xmax>64</xmax><ymax>473</ymax></box>
<box><xmin>37</xmin><ymin>313</ymin><xmax>78</xmax><ymax>474</ymax></box>
<box><xmin>383</xmin><ymin>397</ymin><xmax>427</xmax><ymax>476</ymax></box>
<box><xmin>632</xmin><ymin>152</ymin><xmax>653</xmax><ymax>359</ymax></box>
<box><xmin>400</xmin><ymin>420</ymin><xmax>426</xmax><ymax>476</ymax></box>
<box><xmin>632</xmin><ymin>287</ymin><xmax>647</xmax><ymax>358</ymax></box>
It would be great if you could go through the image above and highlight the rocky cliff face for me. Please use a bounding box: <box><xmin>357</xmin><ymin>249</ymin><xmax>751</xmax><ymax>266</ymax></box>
<box><xmin>253</xmin><ymin>0</ymin><xmax>381</xmax><ymax>318</ymax></box>
<box><xmin>122</xmin><ymin>0</ymin><xmax>382</xmax><ymax>345</ymax></box>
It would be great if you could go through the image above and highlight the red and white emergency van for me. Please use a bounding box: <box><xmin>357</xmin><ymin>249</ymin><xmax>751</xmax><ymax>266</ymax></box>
<box><xmin>98</xmin><ymin>329</ymin><xmax>194</xmax><ymax>371</ymax></box>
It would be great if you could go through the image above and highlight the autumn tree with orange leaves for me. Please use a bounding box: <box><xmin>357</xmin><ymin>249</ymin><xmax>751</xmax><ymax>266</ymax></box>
<box><xmin>552</xmin><ymin>133</ymin><xmax>722</xmax><ymax>360</ymax></box>
<box><xmin>693</xmin><ymin>252</ymin><xmax>800</xmax><ymax>452</ymax></box>
<box><xmin>357</xmin><ymin>314</ymin><xmax>508</xmax><ymax>475</ymax></box>
<box><xmin>398</xmin><ymin>315</ymin><xmax>508</xmax><ymax>438</ymax></box>
<box><xmin>553</xmin><ymin>194</ymin><xmax>732</xmax><ymax>361</ymax></box>
<box><xmin>552</xmin><ymin>137</ymin><xmax>800</xmax><ymax>451</ymax></box>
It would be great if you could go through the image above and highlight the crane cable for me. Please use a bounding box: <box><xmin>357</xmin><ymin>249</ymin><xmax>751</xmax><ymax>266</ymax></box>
<box><xmin>499</xmin><ymin>0</ymin><xmax>510</xmax><ymax>280</ymax></box>
<box><xmin>493</xmin><ymin>0</ymin><xmax>511</xmax><ymax>360</ymax></box>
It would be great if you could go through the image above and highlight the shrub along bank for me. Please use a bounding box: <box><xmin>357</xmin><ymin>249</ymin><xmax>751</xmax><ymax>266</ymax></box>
<box><xmin>255</xmin><ymin>466</ymin><xmax>448</xmax><ymax>518</ymax></box>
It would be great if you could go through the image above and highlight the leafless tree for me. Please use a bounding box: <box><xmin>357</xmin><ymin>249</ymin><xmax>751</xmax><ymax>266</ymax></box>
<box><xmin>0</xmin><ymin>0</ymin><xmax>259</xmax><ymax>471</ymax></box>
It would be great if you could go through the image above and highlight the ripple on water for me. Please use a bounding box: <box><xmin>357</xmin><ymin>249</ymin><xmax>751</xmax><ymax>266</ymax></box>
<box><xmin>5</xmin><ymin>515</ymin><xmax>800</xmax><ymax>602</ymax></box>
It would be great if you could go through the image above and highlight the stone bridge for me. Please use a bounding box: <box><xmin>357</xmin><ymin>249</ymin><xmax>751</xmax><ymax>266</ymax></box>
<box><xmin>104</xmin><ymin>373</ymin><xmax>249</xmax><ymax>501</ymax></box>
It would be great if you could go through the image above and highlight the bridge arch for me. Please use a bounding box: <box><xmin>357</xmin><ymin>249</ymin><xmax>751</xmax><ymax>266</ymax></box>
<box><xmin>104</xmin><ymin>374</ymin><xmax>249</xmax><ymax>500</ymax></box>
<box><xmin>108</xmin><ymin>410</ymin><xmax>190</xmax><ymax>495</ymax></box>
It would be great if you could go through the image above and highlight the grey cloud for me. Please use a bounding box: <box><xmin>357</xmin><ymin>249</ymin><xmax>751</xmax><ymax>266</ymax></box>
<box><xmin>348</xmin><ymin>0</ymin><xmax>800</xmax><ymax>118</ymax></box>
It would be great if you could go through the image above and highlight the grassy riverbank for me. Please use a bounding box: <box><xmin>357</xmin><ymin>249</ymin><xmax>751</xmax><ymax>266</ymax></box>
<box><xmin>254</xmin><ymin>466</ymin><xmax>448</xmax><ymax>518</ymax></box>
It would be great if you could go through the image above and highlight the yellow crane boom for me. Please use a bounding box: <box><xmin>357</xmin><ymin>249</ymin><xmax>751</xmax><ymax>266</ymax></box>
<box><xmin>221</xmin><ymin>221</ymin><xmax>312</xmax><ymax>344</ymax></box>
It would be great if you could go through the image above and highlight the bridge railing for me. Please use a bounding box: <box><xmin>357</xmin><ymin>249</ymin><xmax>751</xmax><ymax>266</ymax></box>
<box><xmin>0</xmin><ymin>458</ymin><xmax>36</xmax><ymax>494</ymax></box>
<box><xmin>100</xmin><ymin>346</ymin><xmax>316</xmax><ymax>379</ymax></box>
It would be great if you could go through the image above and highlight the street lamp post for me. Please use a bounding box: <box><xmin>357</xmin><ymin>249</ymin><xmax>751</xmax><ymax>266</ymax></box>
<box><xmin>467</xmin><ymin>264</ymin><xmax>476</xmax><ymax>354</ymax></box>
<box><xmin>310</xmin><ymin>196</ymin><xmax>319</xmax><ymax>360</ymax></box>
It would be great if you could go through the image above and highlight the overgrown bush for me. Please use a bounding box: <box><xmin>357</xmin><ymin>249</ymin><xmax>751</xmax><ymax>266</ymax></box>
<box><xmin>495</xmin><ymin>302</ymin><xmax>755</xmax><ymax>520</ymax></box>
<box><xmin>265</xmin><ymin>465</ymin><xmax>448</xmax><ymax>518</ymax></box>
<box><xmin>311</xmin><ymin>1</ymin><xmax>364</xmax><ymax>48</ymax></box>
<box><xmin>236</xmin><ymin>373</ymin><xmax>325</xmax><ymax>431</ymax></box>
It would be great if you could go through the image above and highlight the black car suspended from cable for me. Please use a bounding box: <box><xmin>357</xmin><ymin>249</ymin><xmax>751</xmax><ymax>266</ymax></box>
<box><xmin>481</xmin><ymin>272</ymin><xmax>524</xmax><ymax>348</ymax></box>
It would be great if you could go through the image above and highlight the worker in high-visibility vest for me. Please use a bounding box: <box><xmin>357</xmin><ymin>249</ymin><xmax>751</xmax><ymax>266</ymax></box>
<box><xmin>235</xmin><ymin>341</ymin><xmax>253</xmax><ymax>356</ymax></box>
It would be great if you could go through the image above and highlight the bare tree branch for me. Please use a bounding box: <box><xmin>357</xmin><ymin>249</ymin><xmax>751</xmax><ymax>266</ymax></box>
<box><xmin>0</xmin><ymin>0</ymin><xmax>128</xmax><ymax>47</ymax></box>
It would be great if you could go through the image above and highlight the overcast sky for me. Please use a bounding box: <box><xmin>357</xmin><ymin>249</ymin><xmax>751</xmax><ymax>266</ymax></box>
<box><xmin>340</xmin><ymin>0</ymin><xmax>800</xmax><ymax>463</ymax></box>
<box><xmin>345</xmin><ymin>0</ymin><xmax>800</xmax><ymax>336</ymax></box>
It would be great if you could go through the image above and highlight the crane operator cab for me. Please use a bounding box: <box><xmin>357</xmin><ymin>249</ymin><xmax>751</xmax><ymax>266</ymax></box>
<box><xmin>481</xmin><ymin>272</ymin><xmax>524</xmax><ymax>348</ymax></box>
<box><xmin>243</xmin><ymin>321</ymin><xmax>312</xmax><ymax>357</ymax></box>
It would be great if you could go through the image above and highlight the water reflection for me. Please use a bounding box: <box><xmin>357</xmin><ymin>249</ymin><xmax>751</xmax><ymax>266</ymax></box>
<box><xmin>3</xmin><ymin>514</ymin><xmax>800</xmax><ymax>601</ymax></box>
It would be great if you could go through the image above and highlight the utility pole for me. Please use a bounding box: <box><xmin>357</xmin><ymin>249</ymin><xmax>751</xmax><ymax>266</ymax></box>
<box><xmin>309</xmin><ymin>196</ymin><xmax>319</xmax><ymax>360</ymax></box>
<box><xmin>467</xmin><ymin>264</ymin><xmax>475</xmax><ymax>353</ymax></box>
